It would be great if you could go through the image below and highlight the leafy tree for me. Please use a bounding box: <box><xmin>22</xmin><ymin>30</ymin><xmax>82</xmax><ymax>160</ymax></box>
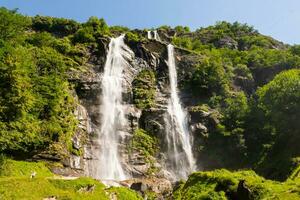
<box><xmin>174</xmin><ymin>26</ymin><xmax>190</xmax><ymax>33</ymax></box>
<box><xmin>290</xmin><ymin>45</ymin><xmax>300</xmax><ymax>56</ymax></box>
<box><xmin>0</xmin><ymin>7</ymin><xmax>30</xmax><ymax>42</ymax></box>
<box><xmin>185</xmin><ymin>54</ymin><xmax>229</xmax><ymax>96</ymax></box>
<box><xmin>223</xmin><ymin>92</ymin><xmax>248</xmax><ymax>131</ymax></box>
<box><xmin>32</xmin><ymin>15</ymin><xmax>80</xmax><ymax>35</ymax></box>
<box><xmin>245</xmin><ymin>69</ymin><xmax>300</xmax><ymax>179</ymax></box>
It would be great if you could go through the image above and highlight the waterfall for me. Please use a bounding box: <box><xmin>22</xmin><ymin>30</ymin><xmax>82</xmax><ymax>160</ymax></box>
<box><xmin>153</xmin><ymin>30</ymin><xmax>161</xmax><ymax>41</ymax></box>
<box><xmin>147</xmin><ymin>30</ymin><xmax>161</xmax><ymax>41</ymax></box>
<box><xmin>147</xmin><ymin>31</ymin><xmax>152</xmax><ymax>39</ymax></box>
<box><xmin>95</xmin><ymin>35</ymin><xmax>133</xmax><ymax>181</ymax></box>
<box><xmin>164</xmin><ymin>44</ymin><xmax>196</xmax><ymax>180</ymax></box>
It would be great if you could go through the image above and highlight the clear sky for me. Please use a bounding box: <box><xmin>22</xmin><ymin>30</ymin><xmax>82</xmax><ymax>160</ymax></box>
<box><xmin>1</xmin><ymin>0</ymin><xmax>300</xmax><ymax>44</ymax></box>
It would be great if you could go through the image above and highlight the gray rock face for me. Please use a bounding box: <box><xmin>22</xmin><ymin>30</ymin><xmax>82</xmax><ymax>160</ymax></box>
<box><xmin>126</xmin><ymin>177</ymin><xmax>172</xmax><ymax>199</ymax></box>
<box><xmin>67</xmin><ymin>37</ymin><xmax>219</xmax><ymax>188</ymax></box>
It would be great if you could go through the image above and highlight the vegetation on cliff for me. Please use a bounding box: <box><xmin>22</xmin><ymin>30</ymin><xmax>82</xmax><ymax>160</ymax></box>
<box><xmin>133</xmin><ymin>69</ymin><xmax>157</xmax><ymax>109</ymax></box>
<box><xmin>0</xmin><ymin>8</ymin><xmax>80</xmax><ymax>157</ymax></box>
<box><xmin>164</xmin><ymin>22</ymin><xmax>300</xmax><ymax>182</ymax></box>
<box><xmin>0</xmin><ymin>6</ymin><xmax>299</xmax><ymax>199</ymax></box>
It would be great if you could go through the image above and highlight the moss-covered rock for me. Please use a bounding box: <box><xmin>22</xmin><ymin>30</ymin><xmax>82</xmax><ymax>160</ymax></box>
<box><xmin>130</xmin><ymin>128</ymin><xmax>159</xmax><ymax>161</ymax></box>
<box><xmin>133</xmin><ymin>69</ymin><xmax>156</xmax><ymax>109</ymax></box>
<box><xmin>173</xmin><ymin>169</ymin><xmax>300</xmax><ymax>200</ymax></box>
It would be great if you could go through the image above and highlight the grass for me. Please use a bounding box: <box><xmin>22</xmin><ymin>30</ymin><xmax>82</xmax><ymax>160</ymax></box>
<box><xmin>0</xmin><ymin>177</ymin><xmax>110</xmax><ymax>200</ymax></box>
<box><xmin>0</xmin><ymin>159</ymin><xmax>143</xmax><ymax>200</ymax></box>
<box><xmin>0</xmin><ymin>159</ymin><xmax>53</xmax><ymax>177</ymax></box>
<box><xmin>107</xmin><ymin>187</ymin><xmax>143</xmax><ymax>200</ymax></box>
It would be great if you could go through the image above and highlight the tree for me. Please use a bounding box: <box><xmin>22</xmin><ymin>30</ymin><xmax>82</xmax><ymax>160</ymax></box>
<box><xmin>0</xmin><ymin>7</ymin><xmax>30</xmax><ymax>42</ymax></box>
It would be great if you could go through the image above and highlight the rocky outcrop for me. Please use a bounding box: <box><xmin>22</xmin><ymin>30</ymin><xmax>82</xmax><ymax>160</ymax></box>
<box><xmin>125</xmin><ymin>178</ymin><xmax>173</xmax><ymax>199</ymax></box>
<box><xmin>68</xmin><ymin>36</ymin><xmax>216</xmax><ymax>182</ymax></box>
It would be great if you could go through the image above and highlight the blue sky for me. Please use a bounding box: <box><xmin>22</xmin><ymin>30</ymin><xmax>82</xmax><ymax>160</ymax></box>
<box><xmin>1</xmin><ymin>0</ymin><xmax>300</xmax><ymax>44</ymax></box>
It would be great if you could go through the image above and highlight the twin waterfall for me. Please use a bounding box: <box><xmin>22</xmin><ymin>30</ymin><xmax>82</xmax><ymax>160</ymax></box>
<box><xmin>147</xmin><ymin>30</ymin><xmax>161</xmax><ymax>41</ymax></box>
<box><xmin>96</xmin><ymin>35</ymin><xmax>133</xmax><ymax>181</ymax></box>
<box><xmin>94</xmin><ymin>35</ymin><xmax>195</xmax><ymax>181</ymax></box>
<box><xmin>164</xmin><ymin>44</ymin><xmax>196</xmax><ymax>179</ymax></box>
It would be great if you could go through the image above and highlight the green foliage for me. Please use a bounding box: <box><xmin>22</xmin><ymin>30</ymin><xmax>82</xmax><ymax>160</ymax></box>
<box><xmin>185</xmin><ymin>54</ymin><xmax>230</xmax><ymax>96</ymax></box>
<box><xmin>131</xmin><ymin>129</ymin><xmax>158</xmax><ymax>158</ymax></box>
<box><xmin>174</xmin><ymin>26</ymin><xmax>190</xmax><ymax>33</ymax></box>
<box><xmin>144</xmin><ymin>190</ymin><xmax>158</xmax><ymax>200</ymax></box>
<box><xmin>256</xmin><ymin>69</ymin><xmax>300</xmax><ymax>133</ymax></box>
<box><xmin>246</xmin><ymin>47</ymin><xmax>300</xmax><ymax>70</ymax></box>
<box><xmin>1</xmin><ymin>7</ymin><xmax>300</xmax><ymax>187</ymax></box>
<box><xmin>234</xmin><ymin>63</ymin><xmax>253</xmax><ymax>79</ymax></box>
<box><xmin>223</xmin><ymin>92</ymin><xmax>248</xmax><ymax>131</ymax></box>
<box><xmin>158</xmin><ymin>25</ymin><xmax>171</xmax><ymax>30</ymax></box>
<box><xmin>172</xmin><ymin>37</ymin><xmax>193</xmax><ymax>50</ymax></box>
<box><xmin>0</xmin><ymin>177</ymin><xmax>109</xmax><ymax>200</ymax></box>
<box><xmin>130</xmin><ymin>128</ymin><xmax>159</xmax><ymax>175</ymax></box>
<box><xmin>133</xmin><ymin>69</ymin><xmax>156</xmax><ymax>109</ymax></box>
<box><xmin>107</xmin><ymin>187</ymin><xmax>143</xmax><ymax>200</ymax></box>
<box><xmin>195</xmin><ymin>21</ymin><xmax>258</xmax><ymax>48</ymax></box>
<box><xmin>110</xmin><ymin>25</ymin><xmax>130</xmax><ymax>32</ymax></box>
<box><xmin>171</xmin><ymin>22</ymin><xmax>299</xmax><ymax>180</ymax></box>
<box><xmin>172</xmin><ymin>36</ymin><xmax>210</xmax><ymax>52</ymax></box>
<box><xmin>290</xmin><ymin>45</ymin><xmax>300</xmax><ymax>56</ymax></box>
<box><xmin>0</xmin><ymin>159</ymin><xmax>142</xmax><ymax>200</ymax></box>
<box><xmin>85</xmin><ymin>16</ymin><xmax>110</xmax><ymax>35</ymax></box>
<box><xmin>126</xmin><ymin>31</ymin><xmax>142</xmax><ymax>42</ymax></box>
<box><xmin>72</xmin><ymin>27</ymin><xmax>96</xmax><ymax>43</ymax></box>
<box><xmin>26</xmin><ymin>32</ymin><xmax>87</xmax><ymax>65</ymax></box>
<box><xmin>289</xmin><ymin>164</ymin><xmax>300</xmax><ymax>181</ymax></box>
<box><xmin>0</xmin><ymin>39</ymin><xmax>77</xmax><ymax>154</ymax></box>
<box><xmin>174</xmin><ymin>169</ymin><xmax>300</xmax><ymax>200</ymax></box>
<box><xmin>72</xmin><ymin>16</ymin><xmax>110</xmax><ymax>44</ymax></box>
<box><xmin>202</xmin><ymin>92</ymin><xmax>249</xmax><ymax>167</ymax></box>
<box><xmin>32</xmin><ymin>15</ymin><xmax>80</xmax><ymax>35</ymax></box>
<box><xmin>0</xmin><ymin>7</ymin><xmax>31</xmax><ymax>42</ymax></box>
<box><xmin>238</xmin><ymin>35</ymin><xmax>284</xmax><ymax>50</ymax></box>
<box><xmin>0</xmin><ymin>159</ymin><xmax>52</xmax><ymax>177</ymax></box>
<box><xmin>245</xmin><ymin>69</ymin><xmax>300</xmax><ymax>180</ymax></box>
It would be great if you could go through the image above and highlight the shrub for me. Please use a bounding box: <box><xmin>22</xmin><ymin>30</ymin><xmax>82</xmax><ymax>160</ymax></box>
<box><xmin>32</xmin><ymin>15</ymin><xmax>80</xmax><ymax>35</ymax></box>
<box><xmin>245</xmin><ymin>69</ymin><xmax>300</xmax><ymax>179</ymax></box>
<box><xmin>133</xmin><ymin>70</ymin><xmax>156</xmax><ymax>109</ymax></box>
<box><xmin>131</xmin><ymin>129</ymin><xmax>158</xmax><ymax>158</ymax></box>
<box><xmin>0</xmin><ymin>7</ymin><xmax>31</xmax><ymax>42</ymax></box>
<box><xmin>185</xmin><ymin>56</ymin><xmax>229</xmax><ymax>96</ymax></box>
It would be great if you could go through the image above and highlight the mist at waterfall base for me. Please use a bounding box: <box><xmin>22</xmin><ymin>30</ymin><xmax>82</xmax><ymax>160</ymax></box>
<box><xmin>92</xmin><ymin>35</ymin><xmax>133</xmax><ymax>181</ymax></box>
<box><xmin>163</xmin><ymin>44</ymin><xmax>196</xmax><ymax>180</ymax></box>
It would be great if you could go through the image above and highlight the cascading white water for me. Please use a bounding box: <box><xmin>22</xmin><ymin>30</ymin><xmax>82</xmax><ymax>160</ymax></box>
<box><xmin>164</xmin><ymin>44</ymin><xmax>196</xmax><ymax>180</ymax></box>
<box><xmin>147</xmin><ymin>30</ymin><xmax>161</xmax><ymax>41</ymax></box>
<box><xmin>147</xmin><ymin>31</ymin><xmax>153</xmax><ymax>39</ymax></box>
<box><xmin>153</xmin><ymin>30</ymin><xmax>161</xmax><ymax>41</ymax></box>
<box><xmin>95</xmin><ymin>35</ymin><xmax>133</xmax><ymax>181</ymax></box>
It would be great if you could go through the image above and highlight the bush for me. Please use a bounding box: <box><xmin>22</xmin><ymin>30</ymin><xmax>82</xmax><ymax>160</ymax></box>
<box><xmin>174</xmin><ymin>26</ymin><xmax>190</xmax><ymax>33</ymax></box>
<box><xmin>185</xmin><ymin>55</ymin><xmax>229</xmax><ymax>96</ymax></box>
<box><xmin>131</xmin><ymin>129</ymin><xmax>158</xmax><ymax>158</ymax></box>
<box><xmin>223</xmin><ymin>92</ymin><xmax>248</xmax><ymax>131</ymax></box>
<box><xmin>245</xmin><ymin>69</ymin><xmax>300</xmax><ymax>179</ymax></box>
<box><xmin>32</xmin><ymin>15</ymin><xmax>80</xmax><ymax>35</ymax></box>
<box><xmin>0</xmin><ymin>7</ymin><xmax>31</xmax><ymax>42</ymax></box>
<box><xmin>174</xmin><ymin>169</ymin><xmax>300</xmax><ymax>200</ymax></box>
<box><xmin>0</xmin><ymin>44</ymin><xmax>77</xmax><ymax>154</ymax></box>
